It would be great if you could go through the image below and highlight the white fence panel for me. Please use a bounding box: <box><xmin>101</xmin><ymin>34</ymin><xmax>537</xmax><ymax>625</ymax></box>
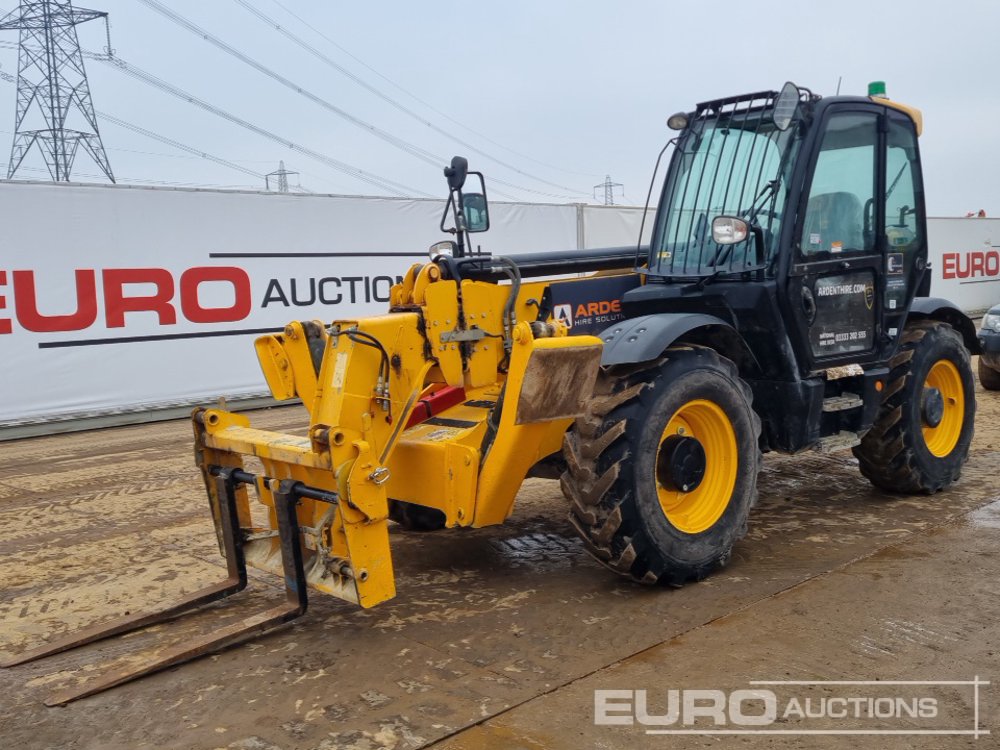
<box><xmin>926</xmin><ymin>217</ymin><xmax>1000</xmax><ymax>315</ymax></box>
<box><xmin>0</xmin><ymin>183</ymin><xmax>576</xmax><ymax>426</ymax></box>
<box><xmin>1</xmin><ymin>180</ymin><xmax>996</xmax><ymax>430</ymax></box>
<box><xmin>582</xmin><ymin>204</ymin><xmax>651</xmax><ymax>249</ymax></box>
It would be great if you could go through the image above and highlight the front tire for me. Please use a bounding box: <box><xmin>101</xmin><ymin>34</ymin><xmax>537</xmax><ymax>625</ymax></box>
<box><xmin>854</xmin><ymin>321</ymin><xmax>975</xmax><ymax>493</ymax></box>
<box><xmin>561</xmin><ymin>346</ymin><xmax>761</xmax><ymax>585</ymax></box>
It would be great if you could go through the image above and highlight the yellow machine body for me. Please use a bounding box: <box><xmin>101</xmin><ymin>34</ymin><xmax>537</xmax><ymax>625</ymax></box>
<box><xmin>193</xmin><ymin>264</ymin><xmax>631</xmax><ymax>609</ymax></box>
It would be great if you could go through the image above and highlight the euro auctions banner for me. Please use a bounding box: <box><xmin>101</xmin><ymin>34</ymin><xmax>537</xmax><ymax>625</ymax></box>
<box><xmin>0</xmin><ymin>182</ymin><xmax>577</xmax><ymax>426</ymax></box>
<box><xmin>0</xmin><ymin>180</ymin><xmax>993</xmax><ymax>428</ymax></box>
<box><xmin>927</xmin><ymin>218</ymin><xmax>1000</xmax><ymax>315</ymax></box>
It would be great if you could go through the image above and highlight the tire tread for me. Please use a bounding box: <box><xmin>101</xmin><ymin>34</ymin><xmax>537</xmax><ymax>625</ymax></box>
<box><xmin>561</xmin><ymin>345</ymin><xmax>761</xmax><ymax>585</ymax></box>
<box><xmin>853</xmin><ymin>321</ymin><xmax>974</xmax><ymax>494</ymax></box>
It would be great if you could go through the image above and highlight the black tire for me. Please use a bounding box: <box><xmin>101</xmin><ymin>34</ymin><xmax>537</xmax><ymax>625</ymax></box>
<box><xmin>978</xmin><ymin>358</ymin><xmax>1000</xmax><ymax>391</ymax></box>
<box><xmin>560</xmin><ymin>345</ymin><xmax>761</xmax><ymax>585</ymax></box>
<box><xmin>853</xmin><ymin>321</ymin><xmax>975</xmax><ymax>494</ymax></box>
<box><xmin>389</xmin><ymin>500</ymin><xmax>446</xmax><ymax>531</ymax></box>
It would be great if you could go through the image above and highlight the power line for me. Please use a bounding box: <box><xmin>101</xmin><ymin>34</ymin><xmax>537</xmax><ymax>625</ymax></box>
<box><xmin>135</xmin><ymin>0</ymin><xmax>441</xmax><ymax>167</ymax></box>
<box><xmin>0</xmin><ymin>14</ymin><xmax>573</xmax><ymax>201</ymax></box>
<box><xmin>0</xmin><ymin>36</ymin><xmax>412</xmax><ymax>195</ymax></box>
<box><xmin>0</xmin><ymin>10</ymin><xmax>403</xmax><ymax>197</ymax></box>
<box><xmin>97</xmin><ymin>111</ymin><xmax>266</xmax><ymax>182</ymax></box>
<box><xmin>0</xmin><ymin>65</ymin><xmax>276</xmax><ymax>186</ymax></box>
<box><xmin>232</xmin><ymin>0</ymin><xmax>590</xmax><ymax>196</ymax></box>
<box><xmin>1</xmin><ymin>161</ymin><xmax>260</xmax><ymax>189</ymax></box>
<box><xmin>0</xmin><ymin>37</ymin><xmax>454</xmax><ymax>199</ymax></box>
<box><xmin>107</xmin><ymin>146</ymin><xmax>236</xmax><ymax>161</ymax></box>
<box><xmin>133</xmin><ymin>0</ymin><xmax>579</xmax><ymax>201</ymax></box>
<box><xmin>89</xmin><ymin>51</ymin><xmax>431</xmax><ymax>198</ymax></box>
<box><xmin>263</xmin><ymin>0</ymin><xmax>602</xmax><ymax>180</ymax></box>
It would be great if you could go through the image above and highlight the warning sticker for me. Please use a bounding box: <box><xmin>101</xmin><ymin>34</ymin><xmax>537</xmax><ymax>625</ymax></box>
<box><xmin>424</xmin><ymin>428</ymin><xmax>462</xmax><ymax>442</ymax></box>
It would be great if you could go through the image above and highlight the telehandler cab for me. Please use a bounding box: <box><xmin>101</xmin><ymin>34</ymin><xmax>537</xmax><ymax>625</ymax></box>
<box><xmin>4</xmin><ymin>82</ymin><xmax>979</xmax><ymax>704</ymax></box>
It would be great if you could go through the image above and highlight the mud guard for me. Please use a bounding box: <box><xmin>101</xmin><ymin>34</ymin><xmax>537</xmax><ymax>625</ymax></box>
<box><xmin>598</xmin><ymin>313</ymin><xmax>752</xmax><ymax>367</ymax></box>
<box><xmin>908</xmin><ymin>297</ymin><xmax>980</xmax><ymax>354</ymax></box>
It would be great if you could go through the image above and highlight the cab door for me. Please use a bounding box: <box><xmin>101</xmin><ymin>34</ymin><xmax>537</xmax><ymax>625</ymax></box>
<box><xmin>786</xmin><ymin>107</ymin><xmax>887</xmax><ymax>370</ymax></box>
<box><xmin>881</xmin><ymin>111</ymin><xmax>928</xmax><ymax>340</ymax></box>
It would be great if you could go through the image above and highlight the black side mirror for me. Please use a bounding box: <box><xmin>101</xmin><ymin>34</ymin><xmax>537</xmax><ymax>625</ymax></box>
<box><xmin>445</xmin><ymin>156</ymin><xmax>468</xmax><ymax>191</ymax></box>
<box><xmin>772</xmin><ymin>81</ymin><xmax>799</xmax><ymax>131</ymax></box>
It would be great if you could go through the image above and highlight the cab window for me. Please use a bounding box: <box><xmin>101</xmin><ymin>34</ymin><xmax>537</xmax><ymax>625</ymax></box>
<box><xmin>885</xmin><ymin>124</ymin><xmax>920</xmax><ymax>240</ymax></box>
<box><xmin>801</xmin><ymin>113</ymin><xmax>878</xmax><ymax>257</ymax></box>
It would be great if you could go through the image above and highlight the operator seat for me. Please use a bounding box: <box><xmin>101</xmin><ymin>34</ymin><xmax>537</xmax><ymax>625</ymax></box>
<box><xmin>803</xmin><ymin>191</ymin><xmax>864</xmax><ymax>253</ymax></box>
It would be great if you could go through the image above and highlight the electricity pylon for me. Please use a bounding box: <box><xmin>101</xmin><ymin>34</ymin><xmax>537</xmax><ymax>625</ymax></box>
<box><xmin>0</xmin><ymin>0</ymin><xmax>114</xmax><ymax>182</ymax></box>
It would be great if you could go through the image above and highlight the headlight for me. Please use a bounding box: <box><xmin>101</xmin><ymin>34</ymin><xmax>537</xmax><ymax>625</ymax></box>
<box><xmin>981</xmin><ymin>313</ymin><xmax>1000</xmax><ymax>332</ymax></box>
<box><xmin>711</xmin><ymin>216</ymin><xmax>749</xmax><ymax>245</ymax></box>
<box><xmin>429</xmin><ymin>241</ymin><xmax>455</xmax><ymax>259</ymax></box>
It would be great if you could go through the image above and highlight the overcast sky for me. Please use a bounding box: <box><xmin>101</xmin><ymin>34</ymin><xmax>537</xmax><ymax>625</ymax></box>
<box><xmin>0</xmin><ymin>0</ymin><xmax>995</xmax><ymax>215</ymax></box>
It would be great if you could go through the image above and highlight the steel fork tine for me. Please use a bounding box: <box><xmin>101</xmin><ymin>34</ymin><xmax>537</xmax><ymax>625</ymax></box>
<box><xmin>44</xmin><ymin>479</ymin><xmax>309</xmax><ymax>706</ymax></box>
<box><xmin>2</xmin><ymin>471</ymin><xmax>248</xmax><ymax>668</ymax></box>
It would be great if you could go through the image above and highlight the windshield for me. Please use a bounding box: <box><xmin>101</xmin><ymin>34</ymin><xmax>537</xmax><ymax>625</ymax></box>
<box><xmin>650</xmin><ymin>96</ymin><xmax>802</xmax><ymax>278</ymax></box>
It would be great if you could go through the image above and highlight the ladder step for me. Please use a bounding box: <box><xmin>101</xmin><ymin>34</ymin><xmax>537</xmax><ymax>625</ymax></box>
<box><xmin>814</xmin><ymin>431</ymin><xmax>862</xmax><ymax>453</ymax></box>
<box><xmin>824</xmin><ymin>364</ymin><xmax>864</xmax><ymax>380</ymax></box>
<box><xmin>822</xmin><ymin>393</ymin><xmax>864</xmax><ymax>412</ymax></box>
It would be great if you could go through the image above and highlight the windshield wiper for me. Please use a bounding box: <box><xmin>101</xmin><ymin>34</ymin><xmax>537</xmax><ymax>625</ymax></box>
<box><xmin>742</xmin><ymin>179</ymin><xmax>779</xmax><ymax>225</ymax></box>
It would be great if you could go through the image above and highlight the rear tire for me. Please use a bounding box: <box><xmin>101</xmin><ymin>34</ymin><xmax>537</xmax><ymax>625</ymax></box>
<box><xmin>560</xmin><ymin>346</ymin><xmax>761</xmax><ymax>585</ymax></box>
<box><xmin>389</xmin><ymin>500</ymin><xmax>446</xmax><ymax>531</ymax></box>
<box><xmin>978</xmin><ymin>358</ymin><xmax>1000</xmax><ymax>390</ymax></box>
<box><xmin>853</xmin><ymin>321</ymin><xmax>975</xmax><ymax>493</ymax></box>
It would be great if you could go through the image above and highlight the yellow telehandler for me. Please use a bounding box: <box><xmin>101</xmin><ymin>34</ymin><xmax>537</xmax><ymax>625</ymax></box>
<box><xmin>4</xmin><ymin>82</ymin><xmax>981</xmax><ymax>705</ymax></box>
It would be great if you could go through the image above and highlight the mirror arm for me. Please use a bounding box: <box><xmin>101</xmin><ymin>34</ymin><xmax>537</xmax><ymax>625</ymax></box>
<box><xmin>751</xmin><ymin>224</ymin><xmax>766</xmax><ymax>266</ymax></box>
<box><xmin>440</xmin><ymin>192</ymin><xmax>457</xmax><ymax>234</ymax></box>
<box><xmin>454</xmin><ymin>190</ymin><xmax>467</xmax><ymax>257</ymax></box>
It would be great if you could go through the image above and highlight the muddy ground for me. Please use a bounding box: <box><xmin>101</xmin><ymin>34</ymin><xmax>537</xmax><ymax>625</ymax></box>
<box><xmin>1</xmin><ymin>369</ymin><xmax>998</xmax><ymax>750</ymax></box>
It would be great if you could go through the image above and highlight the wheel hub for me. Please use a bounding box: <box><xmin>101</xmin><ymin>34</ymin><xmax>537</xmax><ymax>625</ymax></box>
<box><xmin>921</xmin><ymin>387</ymin><xmax>945</xmax><ymax>428</ymax></box>
<box><xmin>657</xmin><ymin>435</ymin><xmax>706</xmax><ymax>493</ymax></box>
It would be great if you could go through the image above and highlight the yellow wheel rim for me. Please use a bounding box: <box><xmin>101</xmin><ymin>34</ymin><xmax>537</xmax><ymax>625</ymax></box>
<box><xmin>922</xmin><ymin>359</ymin><xmax>964</xmax><ymax>458</ymax></box>
<box><xmin>655</xmin><ymin>399</ymin><xmax>738</xmax><ymax>534</ymax></box>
